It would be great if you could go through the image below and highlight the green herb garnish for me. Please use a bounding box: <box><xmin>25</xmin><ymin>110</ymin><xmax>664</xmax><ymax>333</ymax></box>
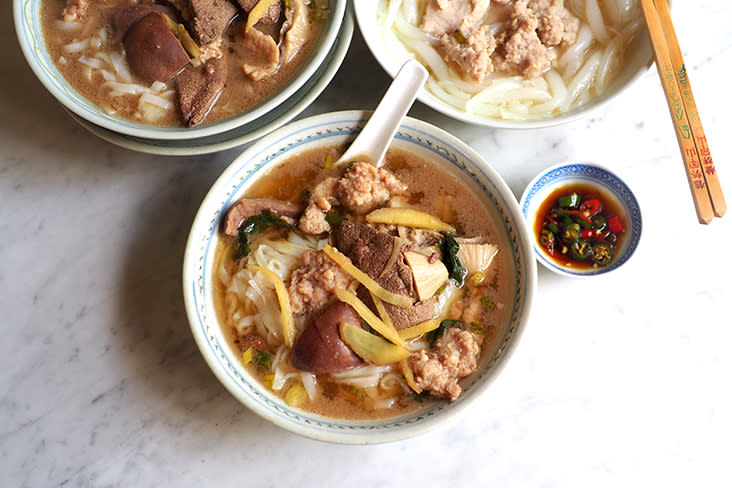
<box><xmin>441</xmin><ymin>232</ymin><xmax>467</xmax><ymax>287</ymax></box>
<box><xmin>234</xmin><ymin>210</ymin><xmax>293</xmax><ymax>259</ymax></box>
<box><xmin>325</xmin><ymin>211</ymin><xmax>345</xmax><ymax>226</ymax></box>
<box><xmin>426</xmin><ymin>319</ymin><xmax>463</xmax><ymax>347</ymax></box>
<box><xmin>253</xmin><ymin>349</ymin><xmax>272</xmax><ymax>370</ymax></box>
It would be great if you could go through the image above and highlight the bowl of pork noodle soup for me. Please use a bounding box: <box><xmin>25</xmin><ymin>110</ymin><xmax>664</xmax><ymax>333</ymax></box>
<box><xmin>14</xmin><ymin>0</ymin><xmax>345</xmax><ymax>139</ymax></box>
<box><xmin>355</xmin><ymin>0</ymin><xmax>658</xmax><ymax>128</ymax></box>
<box><xmin>183</xmin><ymin>111</ymin><xmax>536</xmax><ymax>443</ymax></box>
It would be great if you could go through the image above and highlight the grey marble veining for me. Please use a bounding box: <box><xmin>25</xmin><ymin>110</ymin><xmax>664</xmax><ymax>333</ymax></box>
<box><xmin>2</xmin><ymin>1</ymin><xmax>731</xmax><ymax>486</ymax></box>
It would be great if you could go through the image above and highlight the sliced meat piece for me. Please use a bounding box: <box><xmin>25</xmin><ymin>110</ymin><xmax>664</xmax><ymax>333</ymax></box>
<box><xmin>420</xmin><ymin>0</ymin><xmax>490</xmax><ymax>37</ymax></box>
<box><xmin>176</xmin><ymin>50</ymin><xmax>227</xmax><ymax>126</ymax></box>
<box><xmin>124</xmin><ymin>13</ymin><xmax>190</xmax><ymax>85</ymax></box>
<box><xmin>291</xmin><ymin>301</ymin><xmax>364</xmax><ymax>373</ymax></box>
<box><xmin>279</xmin><ymin>0</ymin><xmax>310</xmax><ymax>64</ymax></box>
<box><xmin>107</xmin><ymin>4</ymin><xmax>179</xmax><ymax>42</ymax></box>
<box><xmin>187</xmin><ymin>0</ymin><xmax>238</xmax><ymax>45</ymax></box>
<box><xmin>334</xmin><ymin>221</ymin><xmax>437</xmax><ymax>329</ymax></box>
<box><xmin>238</xmin><ymin>27</ymin><xmax>281</xmax><ymax>81</ymax></box>
<box><xmin>235</xmin><ymin>0</ymin><xmax>282</xmax><ymax>24</ymax></box>
<box><xmin>298</xmin><ymin>177</ymin><xmax>338</xmax><ymax>234</ymax></box>
<box><xmin>408</xmin><ymin>328</ymin><xmax>480</xmax><ymax>400</ymax></box>
<box><xmin>222</xmin><ymin>198</ymin><xmax>304</xmax><ymax>236</ymax></box>
<box><xmin>336</xmin><ymin>162</ymin><xmax>408</xmax><ymax>214</ymax></box>
<box><xmin>288</xmin><ymin>250</ymin><xmax>352</xmax><ymax>316</ymax></box>
<box><xmin>357</xmin><ymin>287</ymin><xmax>437</xmax><ymax>330</ymax></box>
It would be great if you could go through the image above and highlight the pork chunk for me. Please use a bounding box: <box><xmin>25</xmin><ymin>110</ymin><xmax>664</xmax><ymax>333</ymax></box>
<box><xmin>409</xmin><ymin>328</ymin><xmax>480</xmax><ymax>400</ymax></box>
<box><xmin>336</xmin><ymin>162</ymin><xmax>407</xmax><ymax>214</ymax></box>
<box><xmin>439</xmin><ymin>25</ymin><xmax>496</xmax><ymax>82</ymax></box>
<box><xmin>298</xmin><ymin>177</ymin><xmax>338</xmax><ymax>234</ymax></box>
<box><xmin>420</xmin><ymin>0</ymin><xmax>490</xmax><ymax>37</ymax></box>
<box><xmin>288</xmin><ymin>250</ymin><xmax>352</xmax><ymax>316</ymax></box>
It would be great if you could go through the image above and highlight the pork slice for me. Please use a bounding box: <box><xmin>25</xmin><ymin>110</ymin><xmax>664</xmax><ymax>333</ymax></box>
<box><xmin>358</xmin><ymin>287</ymin><xmax>437</xmax><ymax>330</ymax></box>
<box><xmin>187</xmin><ymin>0</ymin><xmax>238</xmax><ymax>45</ymax></box>
<box><xmin>235</xmin><ymin>0</ymin><xmax>282</xmax><ymax>24</ymax></box>
<box><xmin>333</xmin><ymin>221</ymin><xmax>398</xmax><ymax>280</ymax></box>
<box><xmin>420</xmin><ymin>0</ymin><xmax>490</xmax><ymax>37</ymax></box>
<box><xmin>238</xmin><ymin>27</ymin><xmax>280</xmax><ymax>81</ymax></box>
<box><xmin>222</xmin><ymin>198</ymin><xmax>304</xmax><ymax>236</ymax></box>
<box><xmin>176</xmin><ymin>50</ymin><xmax>227</xmax><ymax>126</ymax></box>
<box><xmin>107</xmin><ymin>4</ymin><xmax>179</xmax><ymax>42</ymax></box>
<box><xmin>334</xmin><ymin>221</ymin><xmax>437</xmax><ymax>329</ymax></box>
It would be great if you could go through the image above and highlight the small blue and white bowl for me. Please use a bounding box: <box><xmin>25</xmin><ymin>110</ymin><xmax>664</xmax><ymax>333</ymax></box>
<box><xmin>519</xmin><ymin>162</ymin><xmax>642</xmax><ymax>277</ymax></box>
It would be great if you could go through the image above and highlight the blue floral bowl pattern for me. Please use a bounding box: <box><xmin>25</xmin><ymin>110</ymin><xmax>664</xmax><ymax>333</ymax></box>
<box><xmin>183</xmin><ymin>111</ymin><xmax>537</xmax><ymax>444</ymax></box>
<box><xmin>520</xmin><ymin>162</ymin><xmax>642</xmax><ymax>277</ymax></box>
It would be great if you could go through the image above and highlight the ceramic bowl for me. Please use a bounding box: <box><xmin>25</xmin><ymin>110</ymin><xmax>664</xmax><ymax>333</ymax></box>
<box><xmin>353</xmin><ymin>1</ymin><xmax>657</xmax><ymax>129</ymax></box>
<box><xmin>14</xmin><ymin>0</ymin><xmax>346</xmax><ymax>140</ymax></box>
<box><xmin>183</xmin><ymin>110</ymin><xmax>537</xmax><ymax>444</ymax></box>
<box><xmin>520</xmin><ymin>161</ymin><xmax>642</xmax><ymax>277</ymax></box>
<box><xmin>64</xmin><ymin>9</ymin><xmax>355</xmax><ymax>156</ymax></box>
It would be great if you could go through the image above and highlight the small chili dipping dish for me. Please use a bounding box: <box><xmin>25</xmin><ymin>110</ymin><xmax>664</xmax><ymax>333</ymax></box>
<box><xmin>519</xmin><ymin>161</ymin><xmax>642</xmax><ymax>277</ymax></box>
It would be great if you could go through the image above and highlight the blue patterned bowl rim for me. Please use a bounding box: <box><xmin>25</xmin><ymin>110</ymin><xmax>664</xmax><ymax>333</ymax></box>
<box><xmin>182</xmin><ymin>110</ymin><xmax>537</xmax><ymax>444</ymax></box>
<box><xmin>519</xmin><ymin>161</ymin><xmax>642</xmax><ymax>277</ymax></box>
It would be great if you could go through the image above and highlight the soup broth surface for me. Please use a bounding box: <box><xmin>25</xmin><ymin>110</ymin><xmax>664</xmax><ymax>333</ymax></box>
<box><xmin>213</xmin><ymin>145</ymin><xmax>515</xmax><ymax>419</ymax></box>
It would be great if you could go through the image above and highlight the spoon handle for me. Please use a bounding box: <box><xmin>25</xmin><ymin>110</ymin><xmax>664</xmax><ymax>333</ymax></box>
<box><xmin>336</xmin><ymin>59</ymin><xmax>428</xmax><ymax>168</ymax></box>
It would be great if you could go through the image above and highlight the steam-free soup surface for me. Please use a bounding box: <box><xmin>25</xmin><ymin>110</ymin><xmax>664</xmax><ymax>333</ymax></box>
<box><xmin>214</xmin><ymin>145</ymin><xmax>514</xmax><ymax>419</ymax></box>
<box><xmin>42</xmin><ymin>0</ymin><xmax>323</xmax><ymax>127</ymax></box>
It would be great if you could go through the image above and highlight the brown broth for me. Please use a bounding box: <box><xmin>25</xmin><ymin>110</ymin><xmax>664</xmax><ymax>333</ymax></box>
<box><xmin>214</xmin><ymin>145</ymin><xmax>513</xmax><ymax>419</ymax></box>
<box><xmin>534</xmin><ymin>183</ymin><xmax>627</xmax><ymax>269</ymax></box>
<box><xmin>41</xmin><ymin>1</ymin><xmax>321</xmax><ymax>127</ymax></box>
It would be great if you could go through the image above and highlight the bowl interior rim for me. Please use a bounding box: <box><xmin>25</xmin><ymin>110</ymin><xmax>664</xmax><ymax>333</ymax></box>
<box><xmin>13</xmin><ymin>0</ymin><xmax>345</xmax><ymax>140</ymax></box>
<box><xmin>183</xmin><ymin>110</ymin><xmax>537</xmax><ymax>443</ymax></box>
<box><xmin>519</xmin><ymin>161</ymin><xmax>642</xmax><ymax>276</ymax></box>
<box><xmin>63</xmin><ymin>11</ymin><xmax>355</xmax><ymax>156</ymax></box>
<box><xmin>353</xmin><ymin>1</ymin><xmax>655</xmax><ymax>129</ymax></box>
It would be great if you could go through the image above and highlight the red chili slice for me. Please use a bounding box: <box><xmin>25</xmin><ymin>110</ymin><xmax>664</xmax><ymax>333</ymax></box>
<box><xmin>580</xmin><ymin>229</ymin><xmax>595</xmax><ymax>239</ymax></box>
<box><xmin>607</xmin><ymin>215</ymin><xmax>625</xmax><ymax>233</ymax></box>
<box><xmin>579</xmin><ymin>199</ymin><xmax>603</xmax><ymax>217</ymax></box>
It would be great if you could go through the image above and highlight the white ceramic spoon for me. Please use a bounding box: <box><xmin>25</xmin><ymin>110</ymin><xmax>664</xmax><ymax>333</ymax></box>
<box><xmin>335</xmin><ymin>59</ymin><xmax>428</xmax><ymax>168</ymax></box>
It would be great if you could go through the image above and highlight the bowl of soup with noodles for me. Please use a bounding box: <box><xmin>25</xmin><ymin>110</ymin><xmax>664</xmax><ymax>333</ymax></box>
<box><xmin>183</xmin><ymin>110</ymin><xmax>537</xmax><ymax>443</ymax></box>
<box><xmin>14</xmin><ymin>0</ymin><xmax>345</xmax><ymax>139</ymax></box>
<box><xmin>354</xmin><ymin>0</ymin><xmax>661</xmax><ymax>128</ymax></box>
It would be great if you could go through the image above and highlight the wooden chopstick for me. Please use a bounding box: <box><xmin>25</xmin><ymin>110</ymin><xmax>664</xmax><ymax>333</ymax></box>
<box><xmin>640</xmin><ymin>0</ymin><xmax>725</xmax><ymax>224</ymax></box>
<box><xmin>653</xmin><ymin>0</ymin><xmax>726</xmax><ymax>218</ymax></box>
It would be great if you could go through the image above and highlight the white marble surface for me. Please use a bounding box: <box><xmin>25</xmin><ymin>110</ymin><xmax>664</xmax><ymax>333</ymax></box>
<box><xmin>2</xmin><ymin>1</ymin><xmax>731</xmax><ymax>486</ymax></box>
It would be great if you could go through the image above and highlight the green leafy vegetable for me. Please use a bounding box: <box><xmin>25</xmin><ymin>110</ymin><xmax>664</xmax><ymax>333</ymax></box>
<box><xmin>426</xmin><ymin>319</ymin><xmax>463</xmax><ymax>347</ymax></box>
<box><xmin>441</xmin><ymin>232</ymin><xmax>467</xmax><ymax>287</ymax></box>
<box><xmin>253</xmin><ymin>349</ymin><xmax>272</xmax><ymax>370</ymax></box>
<box><xmin>234</xmin><ymin>210</ymin><xmax>293</xmax><ymax>259</ymax></box>
<box><xmin>325</xmin><ymin>211</ymin><xmax>345</xmax><ymax>226</ymax></box>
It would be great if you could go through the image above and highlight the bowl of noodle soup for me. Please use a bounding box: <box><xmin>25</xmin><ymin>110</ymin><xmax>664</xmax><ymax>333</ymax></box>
<box><xmin>14</xmin><ymin>0</ymin><xmax>347</xmax><ymax>141</ymax></box>
<box><xmin>183</xmin><ymin>111</ymin><xmax>536</xmax><ymax>443</ymax></box>
<box><xmin>354</xmin><ymin>0</ymin><xmax>659</xmax><ymax>128</ymax></box>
